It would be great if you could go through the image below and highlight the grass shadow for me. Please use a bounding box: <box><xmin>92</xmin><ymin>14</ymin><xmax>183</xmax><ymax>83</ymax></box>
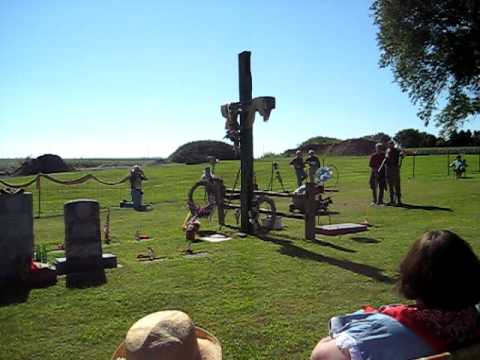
<box><xmin>261</xmin><ymin>235</ymin><xmax>394</xmax><ymax>284</ymax></box>
<box><xmin>312</xmin><ymin>239</ymin><xmax>356</xmax><ymax>253</ymax></box>
<box><xmin>66</xmin><ymin>270</ymin><xmax>107</xmax><ymax>289</ymax></box>
<box><xmin>399</xmin><ymin>203</ymin><xmax>452</xmax><ymax>211</ymax></box>
<box><xmin>0</xmin><ymin>286</ymin><xmax>31</xmax><ymax>306</ymax></box>
<box><xmin>351</xmin><ymin>237</ymin><xmax>381</xmax><ymax>244</ymax></box>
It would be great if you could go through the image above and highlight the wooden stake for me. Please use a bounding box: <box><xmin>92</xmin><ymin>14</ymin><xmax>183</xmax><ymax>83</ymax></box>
<box><xmin>239</xmin><ymin>51</ymin><xmax>254</xmax><ymax>234</ymax></box>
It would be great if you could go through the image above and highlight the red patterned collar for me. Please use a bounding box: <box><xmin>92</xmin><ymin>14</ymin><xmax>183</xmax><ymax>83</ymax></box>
<box><xmin>363</xmin><ymin>304</ymin><xmax>480</xmax><ymax>352</ymax></box>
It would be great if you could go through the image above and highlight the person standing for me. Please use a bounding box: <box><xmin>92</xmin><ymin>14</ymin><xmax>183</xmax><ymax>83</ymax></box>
<box><xmin>384</xmin><ymin>140</ymin><xmax>403</xmax><ymax>205</ymax></box>
<box><xmin>369</xmin><ymin>143</ymin><xmax>386</xmax><ymax>205</ymax></box>
<box><xmin>450</xmin><ymin>155</ymin><xmax>468</xmax><ymax>178</ymax></box>
<box><xmin>130</xmin><ymin>165</ymin><xmax>148</xmax><ymax>210</ymax></box>
<box><xmin>305</xmin><ymin>149</ymin><xmax>321</xmax><ymax>178</ymax></box>
<box><xmin>290</xmin><ymin>150</ymin><xmax>307</xmax><ymax>187</ymax></box>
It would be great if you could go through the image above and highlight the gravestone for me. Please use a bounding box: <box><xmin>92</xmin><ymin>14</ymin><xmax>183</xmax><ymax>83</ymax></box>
<box><xmin>0</xmin><ymin>192</ymin><xmax>34</xmax><ymax>284</ymax></box>
<box><xmin>57</xmin><ymin>199</ymin><xmax>117</xmax><ymax>278</ymax></box>
<box><xmin>64</xmin><ymin>199</ymin><xmax>103</xmax><ymax>273</ymax></box>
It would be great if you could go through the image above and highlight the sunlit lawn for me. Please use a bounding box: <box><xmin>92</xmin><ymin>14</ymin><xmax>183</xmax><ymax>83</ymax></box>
<box><xmin>1</xmin><ymin>155</ymin><xmax>479</xmax><ymax>359</ymax></box>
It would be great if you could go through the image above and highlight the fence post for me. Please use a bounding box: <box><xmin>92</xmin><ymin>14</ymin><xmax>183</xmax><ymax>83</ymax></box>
<box><xmin>35</xmin><ymin>175</ymin><xmax>41</xmax><ymax>218</ymax></box>
<box><xmin>412</xmin><ymin>152</ymin><xmax>416</xmax><ymax>178</ymax></box>
<box><xmin>447</xmin><ymin>151</ymin><xmax>450</xmax><ymax>176</ymax></box>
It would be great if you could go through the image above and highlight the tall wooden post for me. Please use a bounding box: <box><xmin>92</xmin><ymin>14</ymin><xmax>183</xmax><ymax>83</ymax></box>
<box><xmin>305</xmin><ymin>167</ymin><xmax>316</xmax><ymax>240</ymax></box>
<box><xmin>239</xmin><ymin>51</ymin><xmax>254</xmax><ymax>234</ymax></box>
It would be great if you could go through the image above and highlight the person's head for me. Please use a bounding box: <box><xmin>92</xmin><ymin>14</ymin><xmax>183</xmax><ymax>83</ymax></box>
<box><xmin>397</xmin><ymin>230</ymin><xmax>480</xmax><ymax>310</ymax></box>
<box><xmin>112</xmin><ymin>310</ymin><xmax>222</xmax><ymax>360</ymax></box>
<box><xmin>457</xmin><ymin>155</ymin><xmax>462</xmax><ymax>160</ymax></box>
<box><xmin>375</xmin><ymin>143</ymin><xmax>384</xmax><ymax>154</ymax></box>
<box><xmin>308</xmin><ymin>149</ymin><xmax>315</xmax><ymax>156</ymax></box>
<box><xmin>296</xmin><ymin>150</ymin><xmax>302</xmax><ymax>157</ymax></box>
<box><xmin>388</xmin><ymin>140</ymin><xmax>395</xmax><ymax>149</ymax></box>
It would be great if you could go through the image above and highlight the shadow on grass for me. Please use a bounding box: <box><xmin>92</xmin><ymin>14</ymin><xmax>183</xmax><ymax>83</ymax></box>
<box><xmin>66</xmin><ymin>270</ymin><xmax>107</xmax><ymax>289</ymax></box>
<box><xmin>399</xmin><ymin>203</ymin><xmax>452</xmax><ymax>211</ymax></box>
<box><xmin>260</xmin><ymin>235</ymin><xmax>394</xmax><ymax>284</ymax></box>
<box><xmin>351</xmin><ymin>237</ymin><xmax>381</xmax><ymax>244</ymax></box>
<box><xmin>312</xmin><ymin>239</ymin><xmax>356</xmax><ymax>253</ymax></box>
<box><xmin>0</xmin><ymin>286</ymin><xmax>31</xmax><ymax>306</ymax></box>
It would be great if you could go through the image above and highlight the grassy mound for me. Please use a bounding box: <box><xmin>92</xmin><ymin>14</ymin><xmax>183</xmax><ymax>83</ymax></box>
<box><xmin>169</xmin><ymin>140</ymin><xmax>239</xmax><ymax>164</ymax></box>
<box><xmin>13</xmin><ymin>154</ymin><xmax>72</xmax><ymax>176</ymax></box>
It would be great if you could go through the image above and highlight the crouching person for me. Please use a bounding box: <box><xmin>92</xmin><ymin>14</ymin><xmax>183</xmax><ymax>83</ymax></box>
<box><xmin>130</xmin><ymin>165</ymin><xmax>148</xmax><ymax>210</ymax></box>
<box><xmin>311</xmin><ymin>230</ymin><xmax>480</xmax><ymax>360</ymax></box>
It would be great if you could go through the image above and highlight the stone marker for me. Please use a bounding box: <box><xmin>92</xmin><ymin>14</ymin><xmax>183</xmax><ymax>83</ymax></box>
<box><xmin>315</xmin><ymin>223</ymin><xmax>368</xmax><ymax>236</ymax></box>
<box><xmin>0</xmin><ymin>192</ymin><xmax>34</xmax><ymax>283</ymax></box>
<box><xmin>64</xmin><ymin>199</ymin><xmax>103</xmax><ymax>273</ymax></box>
<box><xmin>59</xmin><ymin>199</ymin><xmax>117</xmax><ymax>278</ymax></box>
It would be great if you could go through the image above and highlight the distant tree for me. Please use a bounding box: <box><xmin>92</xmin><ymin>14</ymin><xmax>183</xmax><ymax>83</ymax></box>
<box><xmin>371</xmin><ymin>0</ymin><xmax>480</xmax><ymax>133</ymax></box>
<box><xmin>448</xmin><ymin>129</ymin><xmax>475</xmax><ymax>146</ymax></box>
<box><xmin>421</xmin><ymin>133</ymin><xmax>438</xmax><ymax>147</ymax></box>
<box><xmin>394</xmin><ymin>129</ymin><xmax>425</xmax><ymax>148</ymax></box>
<box><xmin>394</xmin><ymin>129</ymin><xmax>438</xmax><ymax>148</ymax></box>
<box><xmin>362</xmin><ymin>132</ymin><xmax>391</xmax><ymax>144</ymax></box>
<box><xmin>473</xmin><ymin>131</ymin><xmax>480</xmax><ymax>146</ymax></box>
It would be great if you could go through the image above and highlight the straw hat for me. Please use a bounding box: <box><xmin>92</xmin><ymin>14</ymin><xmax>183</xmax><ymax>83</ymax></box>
<box><xmin>112</xmin><ymin>310</ymin><xmax>222</xmax><ymax>360</ymax></box>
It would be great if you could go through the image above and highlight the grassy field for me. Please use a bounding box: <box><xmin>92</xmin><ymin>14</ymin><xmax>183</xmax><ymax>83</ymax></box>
<box><xmin>1</xmin><ymin>155</ymin><xmax>479</xmax><ymax>359</ymax></box>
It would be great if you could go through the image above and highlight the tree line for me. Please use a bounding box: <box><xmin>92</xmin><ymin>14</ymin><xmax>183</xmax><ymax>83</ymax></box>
<box><xmin>364</xmin><ymin>130</ymin><xmax>480</xmax><ymax>149</ymax></box>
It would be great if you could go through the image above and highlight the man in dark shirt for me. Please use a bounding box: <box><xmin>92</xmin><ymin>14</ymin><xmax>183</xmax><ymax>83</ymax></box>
<box><xmin>290</xmin><ymin>150</ymin><xmax>307</xmax><ymax>187</ymax></box>
<box><xmin>384</xmin><ymin>140</ymin><xmax>403</xmax><ymax>205</ymax></box>
<box><xmin>306</xmin><ymin>149</ymin><xmax>321</xmax><ymax>177</ymax></box>
<box><xmin>369</xmin><ymin>143</ymin><xmax>386</xmax><ymax>205</ymax></box>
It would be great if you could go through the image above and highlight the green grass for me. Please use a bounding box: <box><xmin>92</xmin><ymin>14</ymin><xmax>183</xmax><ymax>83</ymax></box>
<box><xmin>1</xmin><ymin>155</ymin><xmax>479</xmax><ymax>359</ymax></box>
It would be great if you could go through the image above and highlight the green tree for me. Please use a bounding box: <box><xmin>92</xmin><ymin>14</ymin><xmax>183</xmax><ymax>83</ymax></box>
<box><xmin>362</xmin><ymin>132</ymin><xmax>391</xmax><ymax>144</ymax></box>
<box><xmin>394</xmin><ymin>128</ymin><xmax>438</xmax><ymax>148</ymax></box>
<box><xmin>394</xmin><ymin>129</ymin><xmax>425</xmax><ymax>148</ymax></box>
<box><xmin>371</xmin><ymin>0</ymin><xmax>480</xmax><ymax>133</ymax></box>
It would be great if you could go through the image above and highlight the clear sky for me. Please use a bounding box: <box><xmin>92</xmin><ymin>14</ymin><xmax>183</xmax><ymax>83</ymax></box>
<box><xmin>1</xmin><ymin>0</ymin><xmax>478</xmax><ymax>159</ymax></box>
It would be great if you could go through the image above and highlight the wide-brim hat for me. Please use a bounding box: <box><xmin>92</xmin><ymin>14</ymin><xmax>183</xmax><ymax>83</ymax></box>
<box><xmin>111</xmin><ymin>311</ymin><xmax>222</xmax><ymax>360</ymax></box>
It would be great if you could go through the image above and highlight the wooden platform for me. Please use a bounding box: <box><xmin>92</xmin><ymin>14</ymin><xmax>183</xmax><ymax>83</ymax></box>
<box><xmin>316</xmin><ymin>223</ymin><xmax>368</xmax><ymax>236</ymax></box>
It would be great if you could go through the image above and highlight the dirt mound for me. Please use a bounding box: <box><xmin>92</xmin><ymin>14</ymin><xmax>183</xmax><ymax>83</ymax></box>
<box><xmin>169</xmin><ymin>140</ymin><xmax>239</xmax><ymax>164</ymax></box>
<box><xmin>285</xmin><ymin>138</ymin><xmax>376</xmax><ymax>157</ymax></box>
<box><xmin>13</xmin><ymin>154</ymin><xmax>72</xmax><ymax>176</ymax></box>
<box><xmin>284</xmin><ymin>143</ymin><xmax>332</xmax><ymax>156</ymax></box>
<box><xmin>328</xmin><ymin>138</ymin><xmax>376</xmax><ymax>156</ymax></box>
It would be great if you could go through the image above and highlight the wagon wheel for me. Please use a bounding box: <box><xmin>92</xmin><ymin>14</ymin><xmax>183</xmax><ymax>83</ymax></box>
<box><xmin>187</xmin><ymin>180</ymin><xmax>216</xmax><ymax>218</ymax></box>
<box><xmin>251</xmin><ymin>195</ymin><xmax>277</xmax><ymax>234</ymax></box>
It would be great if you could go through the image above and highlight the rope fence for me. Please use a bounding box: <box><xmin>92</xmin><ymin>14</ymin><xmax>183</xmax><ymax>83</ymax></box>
<box><xmin>0</xmin><ymin>173</ymin><xmax>130</xmax><ymax>218</ymax></box>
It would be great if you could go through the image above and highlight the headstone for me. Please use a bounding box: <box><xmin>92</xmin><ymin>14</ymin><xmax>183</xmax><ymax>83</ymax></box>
<box><xmin>316</xmin><ymin>223</ymin><xmax>368</xmax><ymax>236</ymax></box>
<box><xmin>0</xmin><ymin>192</ymin><xmax>34</xmax><ymax>284</ymax></box>
<box><xmin>64</xmin><ymin>199</ymin><xmax>103</xmax><ymax>273</ymax></box>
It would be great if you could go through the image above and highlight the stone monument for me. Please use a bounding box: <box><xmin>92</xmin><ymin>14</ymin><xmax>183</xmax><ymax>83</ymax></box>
<box><xmin>0</xmin><ymin>191</ymin><xmax>34</xmax><ymax>285</ymax></box>
<box><xmin>56</xmin><ymin>199</ymin><xmax>117</xmax><ymax>282</ymax></box>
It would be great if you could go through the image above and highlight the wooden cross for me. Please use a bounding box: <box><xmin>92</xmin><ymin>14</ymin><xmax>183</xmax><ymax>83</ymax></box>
<box><xmin>221</xmin><ymin>51</ymin><xmax>275</xmax><ymax>234</ymax></box>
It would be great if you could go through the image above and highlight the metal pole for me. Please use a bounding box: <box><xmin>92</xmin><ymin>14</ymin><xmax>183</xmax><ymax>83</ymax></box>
<box><xmin>36</xmin><ymin>175</ymin><xmax>41</xmax><ymax>218</ymax></box>
<box><xmin>412</xmin><ymin>152</ymin><xmax>416</xmax><ymax>178</ymax></box>
<box><xmin>447</xmin><ymin>151</ymin><xmax>450</xmax><ymax>176</ymax></box>
<box><xmin>239</xmin><ymin>51</ymin><xmax>254</xmax><ymax>234</ymax></box>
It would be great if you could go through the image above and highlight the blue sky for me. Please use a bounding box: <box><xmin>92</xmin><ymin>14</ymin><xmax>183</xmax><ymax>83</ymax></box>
<box><xmin>1</xmin><ymin>0</ymin><xmax>478</xmax><ymax>158</ymax></box>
